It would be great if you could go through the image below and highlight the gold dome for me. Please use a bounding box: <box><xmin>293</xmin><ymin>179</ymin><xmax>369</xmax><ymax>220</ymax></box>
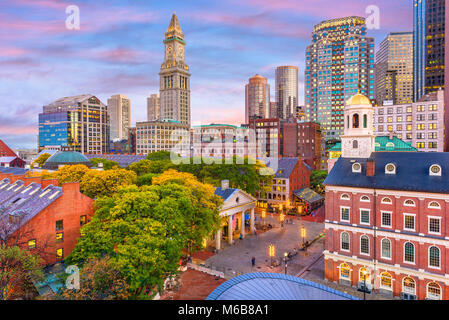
<box><xmin>346</xmin><ymin>93</ymin><xmax>372</xmax><ymax>106</ymax></box>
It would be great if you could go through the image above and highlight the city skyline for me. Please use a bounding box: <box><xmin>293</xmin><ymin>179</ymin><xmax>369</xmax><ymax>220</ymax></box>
<box><xmin>1</xmin><ymin>0</ymin><xmax>412</xmax><ymax>149</ymax></box>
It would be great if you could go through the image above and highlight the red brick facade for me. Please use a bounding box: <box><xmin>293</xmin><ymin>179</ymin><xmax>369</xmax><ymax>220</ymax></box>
<box><xmin>3</xmin><ymin>174</ymin><xmax>94</xmax><ymax>265</ymax></box>
<box><xmin>324</xmin><ymin>187</ymin><xmax>449</xmax><ymax>300</ymax></box>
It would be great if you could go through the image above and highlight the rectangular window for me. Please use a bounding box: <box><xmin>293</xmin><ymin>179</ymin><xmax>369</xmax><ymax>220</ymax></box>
<box><xmin>80</xmin><ymin>215</ymin><xmax>87</xmax><ymax>226</ymax></box>
<box><xmin>429</xmin><ymin>218</ymin><xmax>441</xmax><ymax>234</ymax></box>
<box><xmin>428</xmin><ymin>142</ymin><xmax>438</xmax><ymax>149</ymax></box>
<box><xmin>56</xmin><ymin>232</ymin><xmax>63</xmax><ymax>243</ymax></box>
<box><xmin>28</xmin><ymin>239</ymin><xmax>36</xmax><ymax>250</ymax></box>
<box><xmin>56</xmin><ymin>248</ymin><xmax>63</xmax><ymax>260</ymax></box>
<box><xmin>360</xmin><ymin>209</ymin><xmax>370</xmax><ymax>224</ymax></box>
<box><xmin>341</xmin><ymin>207</ymin><xmax>350</xmax><ymax>222</ymax></box>
<box><xmin>381</xmin><ymin>212</ymin><xmax>392</xmax><ymax>227</ymax></box>
<box><xmin>56</xmin><ymin>220</ymin><xmax>63</xmax><ymax>231</ymax></box>
<box><xmin>404</xmin><ymin>214</ymin><xmax>415</xmax><ymax>231</ymax></box>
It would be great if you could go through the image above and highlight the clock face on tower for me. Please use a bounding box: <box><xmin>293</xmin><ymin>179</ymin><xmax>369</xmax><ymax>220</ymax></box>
<box><xmin>166</xmin><ymin>45</ymin><xmax>173</xmax><ymax>55</ymax></box>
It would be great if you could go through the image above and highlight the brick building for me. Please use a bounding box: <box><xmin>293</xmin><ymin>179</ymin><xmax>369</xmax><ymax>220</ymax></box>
<box><xmin>323</xmin><ymin>93</ymin><xmax>449</xmax><ymax>300</ymax></box>
<box><xmin>283</xmin><ymin>121</ymin><xmax>322</xmax><ymax>170</ymax></box>
<box><xmin>0</xmin><ymin>172</ymin><xmax>94</xmax><ymax>265</ymax></box>
<box><xmin>255</xmin><ymin>157</ymin><xmax>311</xmax><ymax>212</ymax></box>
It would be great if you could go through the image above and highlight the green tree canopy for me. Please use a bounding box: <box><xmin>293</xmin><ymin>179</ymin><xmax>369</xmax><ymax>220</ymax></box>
<box><xmin>90</xmin><ymin>158</ymin><xmax>120</xmax><ymax>170</ymax></box>
<box><xmin>146</xmin><ymin>150</ymin><xmax>172</xmax><ymax>161</ymax></box>
<box><xmin>32</xmin><ymin>153</ymin><xmax>51</xmax><ymax>168</ymax></box>
<box><xmin>79</xmin><ymin>168</ymin><xmax>137</xmax><ymax>198</ymax></box>
<box><xmin>0</xmin><ymin>245</ymin><xmax>43</xmax><ymax>300</ymax></box>
<box><xmin>66</xmin><ymin>170</ymin><xmax>222</xmax><ymax>297</ymax></box>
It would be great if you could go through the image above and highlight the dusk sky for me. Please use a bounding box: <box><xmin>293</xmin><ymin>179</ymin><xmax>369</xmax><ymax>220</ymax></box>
<box><xmin>1</xmin><ymin>0</ymin><xmax>412</xmax><ymax>149</ymax></box>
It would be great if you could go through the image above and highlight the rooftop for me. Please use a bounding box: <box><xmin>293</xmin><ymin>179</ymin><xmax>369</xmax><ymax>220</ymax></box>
<box><xmin>207</xmin><ymin>272</ymin><xmax>359</xmax><ymax>300</ymax></box>
<box><xmin>329</xmin><ymin>136</ymin><xmax>417</xmax><ymax>152</ymax></box>
<box><xmin>324</xmin><ymin>152</ymin><xmax>449</xmax><ymax>193</ymax></box>
<box><xmin>42</xmin><ymin>150</ymin><xmax>92</xmax><ymax>170</ymax></box>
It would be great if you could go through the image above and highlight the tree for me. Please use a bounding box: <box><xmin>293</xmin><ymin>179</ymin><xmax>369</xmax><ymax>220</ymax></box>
<box><xmin>52</xmin><ymin>164</ymin><xmax>90</xmax><ymax>184</ymax></box>
<box><xmin>79</xmin><ymin>168</ymin><xmax>137</xmax><ymax>198</ymax></box>
<box><xmin>0</xmin><ymin>245</ymin><xmax>43</xmax><ymax>300</ymax></box>
<box><xmin>90</xmin><ymin>158</ymin><xmax>120</xmax><ymax>170</ymax></box>
<box><xmin>311</xmin><ymin>170</ymin><xmax>328</xmax><ymax>194</ymax></box>
<box><xmin>31</xmin><ymin>153</ymin><xmax>51</xmax><ymax>168</ymax></box>
<box><xmin>146</xmin><ymin>150</ymin><xmax>172</xmax><ymax>161</ymax></box>
<box><xmin>66</xmin><ymin>171</ymin><xmax>221</xmax><ymax>297</ymax></box>
<box><xmin>56</xmin><ymin>256</ymin><xmax>129</xmax><ymax>300</ymax></box>
<box><xmin>127</xmin><ymin>159</ymin><xmax>174</xmax><ymax>176</ymax></box>
<box><xmin>136</xmin><ymin>173</ymin><xmax>159</xmax><ymax>187</ymax></box>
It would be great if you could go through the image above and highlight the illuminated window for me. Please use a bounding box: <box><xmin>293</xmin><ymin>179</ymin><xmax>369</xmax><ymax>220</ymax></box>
<box><xmin>403</xmin><ymin>277</ymin><xmax>416</xmax><ymax>295</ymax></box>
<box><xmin>56</xmin><ymin>248</ymin><xmax>63</xmax><ymax>260</ymax></box>
<box><xmin>380</xmin><ymin>272</ymin><xmax>392</xmax><ymax>289</ymax></box>
<box><xmin>56</xmin><ymin>232</ymin><xmax>63</xmax><ymax>243</ymax></box>
<box><xmin>427</xmin><ymin>282</ymin><xmax>441</xmax><ymax>300</ymax></box>
<box><xmin>340</xmin><ymin>263</ymin><xmax>350</xmax><ymax>279</ymax></box>
<box><xmin>80</xmin><ymin>215</ymin><xmax>87</xmax><ymax>226</ymax></box>
<box><xmin>28</xmin><ymin>239</ymin><xmax>36</xmax><ymax>250</ymax></box>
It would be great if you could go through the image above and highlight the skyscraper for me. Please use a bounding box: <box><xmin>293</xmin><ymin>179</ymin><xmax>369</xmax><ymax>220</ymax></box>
<box><xmin>375</xmin><ymin>32</ymin><xmax>413</xmax><ymax>105</ymax></box>
<box><xmin>305</xmin><ymin>17</ymin><xmax>375</xmax><ymax>141</ymax></box>
<box><xmin>414</xmin><ymin>0</ymin><xmax>445</xmax><ymax>102</ymax></box>
<box><xmin>38</xmin><ymin>94</ymin><xmax>109</xmax><ymax>154</ymax></box>
<box><xmin>159</xmin><ymin>13</ymin><xmax>191</xmax><ymax>126</ymax></box>
<box><xmin>147</xmin><ymin>93</ymin><xmax>160</xmax><ymax>121</ymax></box>
<box><xmin>107</xmin><ymin>94</ymin><xmax>130</xmax><ymax>141</ymax></box>
<box><xmin>245</xmin><ymin>74</ymin><xmax>270</xmax><ymax>123</ymax></box>
<box><xmin>275</xmin><ymin>66</ymin><xmax>298</xmax><ymax>120</ymax></box>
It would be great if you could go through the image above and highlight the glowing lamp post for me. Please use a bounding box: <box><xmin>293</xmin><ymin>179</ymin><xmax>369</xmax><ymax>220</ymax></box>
<box><xmin>268</xmin><ymin>244</ymin><xmax>275</xmax><ymax>266</ymax></box>
<box><xmin>280</xmin><ymin>213</ymin><xmax>285</xmax><ymax>227</ymax></box>
<box><xmin>283</xmin><ymin>252</ymin><xmax>288</xmax><ymax>275</ymax></box>
<box><xmin>301</xmin><ymin>225</ymin><xmax>306</xmax><ymax>248</ymax></box>
<box><xmin>261</xmin><ymin>208</ymin><xmax>266</xmax><ymax>226</ymax></box>
<box><xmin>361</xmin><ymin>269</ymin><xmax>368</xmax><ymax>300</ymax></box>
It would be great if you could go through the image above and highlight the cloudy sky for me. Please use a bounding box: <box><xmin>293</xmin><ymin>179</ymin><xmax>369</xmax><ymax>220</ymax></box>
<box><xmin>1</xmin><ymin>0</ymin><xmax>412</xmax><ymax>149</ymax></box>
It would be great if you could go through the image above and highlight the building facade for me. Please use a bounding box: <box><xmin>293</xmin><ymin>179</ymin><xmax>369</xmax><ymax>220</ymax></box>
<box><xmin>414</xmin><ymin>0</ymin><xmax>445</xmax><ymax>101</ymax></box>
<box><xmin>135</xmin><ymin>119</ymin><xmax>189</xmax><ymax>155</ymax></box>
<box><xmin>38</xmin><ymin>95</ymin><xmax>109</xmax><ymax>154</ymax></box>
<box><xmin>373</xmin><ymin>89</ymin><xmax>445</xmax><ymax>152</ymax></box>
<box><xmin>245</xmin><ymin>74</ymin><xmax>270</xmax><ymax>124</ymax></box>
<box><xmin>324</xmin><ymin>93</ymin><xmax>449</xmax><ymax>300</ymax></box>
<box><xmin>305</xmin><ymin>16</ymin><xmax>375</xmax><ymax>141</ymax></box>
<box><xmin>107</xmin><ymin>94</ymin><xmax>130</xmax><ymax>141</ymax></box>
<box><xmin>147</xmin><ymin>93</ymin><xmax>160</xmax><ymax>121</ymax></box>
<box><xmin>275</xmin><ymin>66</ymin><xmax>298</xmax><ymax>120</ymax></box>
<box><xmin>375</xmin><ymin>32</ymin><xmax>413</xmax><ymax>105</ymax></box>
<box><xmin>0</xmin><ymin>174</ymin><xmax>94</xmax><ymax>265</ymax></box>
<box><xmin>159</xmin><ymin>14</ymin><xmax>191</xmax><ymax>126</ymax></box>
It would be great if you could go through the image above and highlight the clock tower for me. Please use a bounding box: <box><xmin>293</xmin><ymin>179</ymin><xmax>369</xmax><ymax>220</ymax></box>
<box><xmin>341</xmin><ymin>93</ymin><xmax>375</xmax><ymax>158</ymax></box>
<box><xmin>159</xmin><ymin>13</ymin><xmax>191</xmax><ymax>126</ymax></box>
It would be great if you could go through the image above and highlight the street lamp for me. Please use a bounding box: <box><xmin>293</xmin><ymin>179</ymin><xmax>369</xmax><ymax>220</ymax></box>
<box><xmin>280</xmin><ymin>213</ymin><xmax>285</xmax><ymax>227</ymax></box>
<box><xmin>283</xmin><ymin>252</ymin><xmax>288</xmax><ymax>275</ymax></box>
<box><xmin>361</xmin><ymin>269</ymin><xmax>368</xmax><ymax>300</ymax></box>
<box><xmin>261</xmin><ymin>208</ymin><xmax>266</xmax><ymax>227</ymax></box>
<box><xmin>268</xmin><ymin>244</ymin><xmax>275</xmax><ymax>267</ymax></box>
<box><xmin>301</xmin><ymin>225</ymin><xmax>306</xmax><ymax>249</ymax></box>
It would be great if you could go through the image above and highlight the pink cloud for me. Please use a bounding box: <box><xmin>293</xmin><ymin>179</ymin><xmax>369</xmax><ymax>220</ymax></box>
<box><xmin>0</xmin><ymin>46</ymin><xmax>29</xmax><ymax>57</ymax></box>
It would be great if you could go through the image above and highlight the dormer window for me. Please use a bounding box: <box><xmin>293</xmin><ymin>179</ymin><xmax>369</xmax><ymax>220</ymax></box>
<box><xmin>385</xmin><ymin>163</ymin><xmax>396</xmax><ymax>174</ymax></box>
<box><xmin>352</xmin><ymin>162</ymin><xmax>361</xmax><ymax>173</ymax></box>
<box><xmin>404</xmin><ymin>199</ymin><xmax>415</xmax><ymax>207</ymax></box>
<box><xmin>340</xmin><ymin>194</ymin><xmax>350</xmax><ymax>200</ymax></box>
<box><xmin>429</xmin><ymin>165</ymin><xmax>441</xmax><ymax>176</ymax></box>
<box><xmin>381</xmin><ymin>197</ymin><xmax>392</xmax><ymax>204</ymax></box>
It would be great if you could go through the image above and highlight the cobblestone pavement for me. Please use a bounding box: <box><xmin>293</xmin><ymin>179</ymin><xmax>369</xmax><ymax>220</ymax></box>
<box><xmin>204</xmin><ymin>214</ymin><xmax>326</xmax><ymax>278</ymax></box>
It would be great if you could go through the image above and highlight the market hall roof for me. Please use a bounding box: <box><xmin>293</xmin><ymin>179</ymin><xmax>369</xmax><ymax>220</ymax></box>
<box><xmin>324</xmin><ymin>152</ymin><xmax>449</xmax><ymax>194</ymax></box>
<box><xmin>293</xmin><ymin>188</ymin><xmax>324</xmax><ymax>204</ymax></box>
<box><xmin>207</xmin><ymin>272</ymin><xmax>358</xmax><ymax>300</ymax></box>
<box><xmin>328</xmin><ymin>136</ymin><xmax>417</xmax><ymax>152</ymax></box>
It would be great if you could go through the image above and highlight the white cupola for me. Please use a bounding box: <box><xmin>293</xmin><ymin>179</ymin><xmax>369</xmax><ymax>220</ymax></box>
<box><xmin>341</xmin><ymin>93</ymin><xmax>375</xmax><ymax>158</ymax></box>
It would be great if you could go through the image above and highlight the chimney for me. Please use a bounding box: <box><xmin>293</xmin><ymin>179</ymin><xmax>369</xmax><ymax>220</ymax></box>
<box><xmin>366</xmin><ymin>158</ymin><xmax>375</xmax><ymax>177</ymax></box>
<box><xmin>221</xmin><ymin>180</ymin><xmax>229</xmax><ymax>190</ymax></box>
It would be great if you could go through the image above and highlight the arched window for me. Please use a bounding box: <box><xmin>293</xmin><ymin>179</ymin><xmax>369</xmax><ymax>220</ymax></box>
<box><xmin>380</xmin><ymin>272</ymin><xmax>392</xmax><ymax>289</ymax></box>
<box><xmin>429</xmin><ymin>246</ymin><xmax>440</xmax><ymax>268</ymax></box>
<box><xmin>404</xmin><ymin>199</ymin><xmax>415</xmax><ymax>207</ymax></box>
<box><xmin>360</xmin><ymin>196</ymin><xmax>370</xmax><ymax>202</ymax></box>
<box><xmin>340</xmin><ymin>194</ymin><xmax>350</xmax><ymax>200</ymax></box>
<box><xmin>363</xmin><ymin>114</ymin><xmax>367</xmax><ymax>128</ymax></box>
<box><xmin>381</xmin><ymin>197</ymin><xmax>392</xmax><ymax>204</ymax></box>
<box><xmin>381</xmin><ymin>238</ymin><xmax>391</xmax><ymax>259</ymax></box>
<box><xmin>341</xmin><ymin>232</ymin><xmax>350</xmax><ymax>251</ymax></box>
<box><xmin>360</xmin><ymin>235</ymin><xmax>369</xmax><ymax>255</ymax></box>
<box><xmin>403</xmin><ymin>277</ymin><xmax>416</xmax><ymax>295</ymax></box>
<box><xmin>428</xmin><ymin>201</ymin><xmax>441</xmax><ymax>209</ymax></box>
<box><xmin>404</xmin><ymin>242</ymin><xmax>415</xmax><ymax>263</ymax></box>
<box><xmin>340</xmin><ymin>263</ymin><xmax>350</xmax><ymax>280</ymax></box>
<box><xmin>359</xmin><ymin>267</ymin><xmax>370</xmax><ymax>282</ymax></box>
<box><xmin>427</xmin><ymin>282</ymin><xmax>441</xmax><ymax>300</ymax></box>
<box><xmin>353</xmin><ymin>140</ymin><xmax>358</xmax><ymax>149</ymax></box>
<box><xmin>353</xmin><ymin>114</ymin><xmax>359</xmax><ymax>128</ymax></box>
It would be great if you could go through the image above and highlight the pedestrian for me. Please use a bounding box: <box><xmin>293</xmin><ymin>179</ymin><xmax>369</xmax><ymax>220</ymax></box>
<box><xmin>251</xmin><ymin>256</ymin><xmax>255</xmax><ymax>267</ymax></box>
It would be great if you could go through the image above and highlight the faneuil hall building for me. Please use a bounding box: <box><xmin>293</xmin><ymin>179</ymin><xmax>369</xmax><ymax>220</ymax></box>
<box><xmin>324</xmin><ymin>93</ymin><xmax>449</xmax><ymax>300</ymax></box>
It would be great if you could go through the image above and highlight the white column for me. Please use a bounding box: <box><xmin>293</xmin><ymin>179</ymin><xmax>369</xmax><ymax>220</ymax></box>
<box><xmin>216</xmin><ymin>229</ymin><xmax>221</xmax><ymax>250</ymax></box>
<box><xmin>241</xmin><ymin>211</ymin><xmax>245</xmax><ymax>239</ymax></box>
<box><xmin>228</xmin><ymin>215</ymin><xmax>233</xmax><ymax>245</ymax></box>
<box><xmin>250</xmin><ymin>208</ymin><xmax>255</xmax><ymax>233</ymax></box>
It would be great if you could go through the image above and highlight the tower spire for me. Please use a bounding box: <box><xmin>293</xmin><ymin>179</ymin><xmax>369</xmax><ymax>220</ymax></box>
<box><xmin>166</xmin><ymin>12</ymin><xmax>183</xmax><ymax>35</ymax></box>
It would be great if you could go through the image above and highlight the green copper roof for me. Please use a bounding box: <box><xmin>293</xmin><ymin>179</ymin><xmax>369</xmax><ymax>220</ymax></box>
<box><xmin>42</xmin><ymin>150</ymin><xmax>92</xmax><ymax>169</ymax></box>
<box><xmin>328</xmin><ymin>136</ymin><xmax>417</xmax><ymax>152</ymax></box>
<box><xmin>193</xmin><ymin>124</ymin><xmax>239</xmax><ymax>129</ymax></box>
